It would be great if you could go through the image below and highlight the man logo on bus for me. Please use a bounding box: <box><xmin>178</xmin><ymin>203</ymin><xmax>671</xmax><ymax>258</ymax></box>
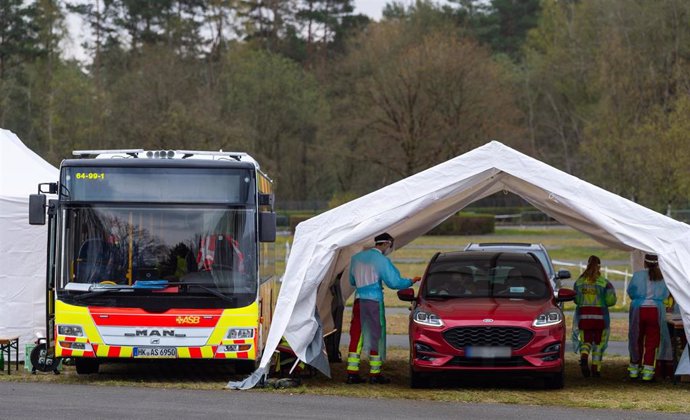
<box><xmin>136</xmin><ymin>329</ymin><xmax>175</xmax><ymax>337</ymax></box>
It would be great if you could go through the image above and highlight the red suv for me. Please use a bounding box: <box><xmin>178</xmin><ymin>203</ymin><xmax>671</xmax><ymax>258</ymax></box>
<box><xmin>398</xmin><ymin>251</ymin><xmax>576</xmax><ymax>389</ymax></box>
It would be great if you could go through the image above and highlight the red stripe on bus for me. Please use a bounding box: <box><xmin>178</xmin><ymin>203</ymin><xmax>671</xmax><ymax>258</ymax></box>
<box><xmin>62</xmin><ymin>349</ymin><xmax>73</xmax><ymax>357</ymax></box>
<box><xmin>189</xmin><ymin>348</ymin><xmax>202</xmax><ymax>358</ymax></box>
<box><xmin>89</xmin><ymin>314</ymin><xmax>221</xmax><ymax>327</ymax></box>
<box><xmin>108</xmin><ymin>346</ymin><xmax>120</xmax><ymax>357</ymax></box>
<box><xmin>237</xmin><ymin>352</ymin><xmax>249</xmax><ymax>359</ymax></box>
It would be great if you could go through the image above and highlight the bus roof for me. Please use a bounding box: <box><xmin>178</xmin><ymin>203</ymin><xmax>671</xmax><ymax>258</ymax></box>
<box><xmin>70</xmin><ymin>149</ymin><xmax>260</xmax><ymax>168</ymax></box>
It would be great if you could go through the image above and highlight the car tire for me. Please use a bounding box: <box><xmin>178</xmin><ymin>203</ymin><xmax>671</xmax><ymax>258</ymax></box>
<box><xmin>75</xmin><ymin>358</ymin><xmax>99</xmax><ymax>374</ymax></box>
<box><xmin>543</xmin><ymin>367</ymin><xmax>565</xmax><ymax>389</ymax></box>
<box><xmin>410</xmin><ymin>365</ymin><xmax>430</xmax><ymax>389</ymax></box>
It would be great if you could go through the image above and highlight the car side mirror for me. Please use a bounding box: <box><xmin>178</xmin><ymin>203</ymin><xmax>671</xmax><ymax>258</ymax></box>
<box><xmin>397</xmin><ymin>288</ymin><xmax>415</xmax><ymax>302</ymax></box>
<box><xmin>556</xmin><ymin>288</ymin><xmax>576</xmax><ymax>302</ymax></box>
<box><xmin>557</xmin><ymin>270</ymin><xmax>571</xmax><ymax>279</ymax></box>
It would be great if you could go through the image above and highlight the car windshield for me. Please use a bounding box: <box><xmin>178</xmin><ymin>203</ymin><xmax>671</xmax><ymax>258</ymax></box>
<box><xmin>466</xmin><ymin>244</ymin><xmax>555</xmax><ymax>279</ymax></box>
<box><xmin>424</xmin><ymin>255</ymin><xmax>549</xmax><ymax>300</ymax></box>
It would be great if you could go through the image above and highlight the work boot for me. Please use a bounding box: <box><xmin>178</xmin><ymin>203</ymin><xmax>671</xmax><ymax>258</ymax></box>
<box><xmin>628</xmin><ymin>363</ymin><xmax>640</xmax><ymax>379</ymax></box>
<box><xmin>591</xmin><ymin>364</ymin><xmax>600</xmax><ymax>378</ymax></box>
<box><xmin>642</xmin><ymin>365</ymin><xmax>655</xmax><ymax>381</ymax></box>
<box><xmin>579</xmin><ymin>357</ymin><xmax>591</xmax><ymax>378</ymax></box>
<box><xmin>345</xmin><ymin>373</ymin><xmax>365</xmax><ymax>384</ymax></box>
<box><xmin>369</xmin><ymin>375</ymin><xmax>391</xmax><ymax>384</ymax></box>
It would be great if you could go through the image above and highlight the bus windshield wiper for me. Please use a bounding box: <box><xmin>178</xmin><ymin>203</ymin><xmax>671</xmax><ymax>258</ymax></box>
<box><xmin>169</xmin><ymin>282</ymin><xmax>236</xmax><ymax>304</ymax></box>
<box><xmin>71</xmin><ymin>286</ymin><xmax>133</xmax><ymax>301</ymax></box>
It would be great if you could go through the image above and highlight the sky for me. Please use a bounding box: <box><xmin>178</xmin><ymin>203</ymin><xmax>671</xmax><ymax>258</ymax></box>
<box><xmin>64</xmin><ymin>1</ymin><xmax>418</xmax><ymax>61</ymax></box>
<box><xmin>353</xmin><ymin>0</ymin><xmax>391</xmax><ymax>21</ymax></box>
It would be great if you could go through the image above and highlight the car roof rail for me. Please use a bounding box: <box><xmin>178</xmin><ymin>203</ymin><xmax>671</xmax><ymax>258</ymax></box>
<box><xmin>475</xmin><ymin>242</ymin><xmax>535</xmax><ymax>247</ymax></box>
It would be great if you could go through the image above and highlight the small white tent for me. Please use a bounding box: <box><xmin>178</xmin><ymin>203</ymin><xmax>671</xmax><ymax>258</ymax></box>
<box><xmin>0</xmin><ymin>129</ymin><xmax>58</xmax><ymax>361</ymax></box>
<box><xmin>229</xmin><ymin>140</ymin><xmax>690</xmax><ymax>389</ymax></box>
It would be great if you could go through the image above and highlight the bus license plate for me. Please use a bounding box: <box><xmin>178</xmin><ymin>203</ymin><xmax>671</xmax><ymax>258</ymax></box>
<box><xmin>134</xmin><ymin>347</ymin><xmax>177</xmax><ymax>358</ymax></box>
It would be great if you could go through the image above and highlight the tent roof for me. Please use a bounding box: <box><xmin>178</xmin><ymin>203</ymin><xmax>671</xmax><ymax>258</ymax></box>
<box><xmin>224</xmin><ymin>141</ymin><xmax>690</xmax><ymax>388</ymax></box>
<box><xmin>1</xmin><ymin>129</ymin><xmax>58</xmax><ymax>198</ymax></box>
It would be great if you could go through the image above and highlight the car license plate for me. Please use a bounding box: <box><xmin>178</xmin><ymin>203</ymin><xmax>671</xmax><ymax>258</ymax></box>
<box><xmin>133</xmin><ymin>347</ymin><xmax>177</xmax><ymax>358</ymax></box>
<box><xmin>465</xmin><ymin>346</ymin><xmax>511</xmax><ymax>358</ymax></box>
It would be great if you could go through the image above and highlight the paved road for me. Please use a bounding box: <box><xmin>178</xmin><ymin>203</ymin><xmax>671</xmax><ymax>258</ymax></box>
<box><xmin>1</xmin><ymin>382</ymin><xmax>685</xmax><ymax>420</ymax></box>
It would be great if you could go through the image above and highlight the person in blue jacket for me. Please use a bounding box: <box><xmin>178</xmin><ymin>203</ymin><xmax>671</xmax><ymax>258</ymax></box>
<box><xmin>627</xmin><ymin>254</ymin><xmax>672</xmax><ymax>381</ymax></box>
<box><xmin>345</xmin><ymin>232</ymin><xmax>420</xmax><ymax>384</ymax></box>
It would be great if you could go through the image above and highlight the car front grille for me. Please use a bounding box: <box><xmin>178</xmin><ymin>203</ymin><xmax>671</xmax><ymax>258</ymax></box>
<box><xmin>443</xmin><ymin>326</ymin><xmax>534</xmax><ymax>350</ymax></box>
<box><xmin>446</xmin><ymin>356</ymin><xmax>529</xmax><ymax>367</ymax></box>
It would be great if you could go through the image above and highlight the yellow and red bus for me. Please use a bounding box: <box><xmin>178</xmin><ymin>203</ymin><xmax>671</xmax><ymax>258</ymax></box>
<box><xmin>30</xmin><ymin>149</ymin><xmax>277</xmax><ymax>374</ymax></box>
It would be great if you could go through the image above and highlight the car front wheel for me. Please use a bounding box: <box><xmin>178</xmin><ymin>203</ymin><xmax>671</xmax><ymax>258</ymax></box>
<box><xmin>409</xmin><ymin>363</ymin><xmax>430</xmax><ymax>388</ymax></box>
<box><xmin>543</xmin><ymin>366</ymin><xmax>565</xmax><ymax>389</ymax></box>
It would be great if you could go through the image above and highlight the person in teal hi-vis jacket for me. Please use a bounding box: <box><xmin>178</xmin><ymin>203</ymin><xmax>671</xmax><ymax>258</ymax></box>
<box><xmin>345</xmin><ymin>232</ymin><xmax>420</xmax><ymax>385</ymax></box>
<box><xmin>572</xmin><ymin>255</ymin><xmax>617</xmax><ymax>378</ymax></box>
<box><xmin>627</xmin><ymin>254</ymin><xmax>672</xmax><ymax>381</ymax></box>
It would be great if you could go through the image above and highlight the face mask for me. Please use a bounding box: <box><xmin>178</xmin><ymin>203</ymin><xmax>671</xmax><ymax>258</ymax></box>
<box><xmin>384</xmin><ymin>243</ymin><xmax>394</xmax><ymax>256</ymax></box>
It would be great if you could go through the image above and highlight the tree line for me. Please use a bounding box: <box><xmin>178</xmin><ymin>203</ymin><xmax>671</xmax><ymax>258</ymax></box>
<box><xmin>1</xmin><ymin>0</ymin><xmax>689</xmax><ymax>211</ymax></box>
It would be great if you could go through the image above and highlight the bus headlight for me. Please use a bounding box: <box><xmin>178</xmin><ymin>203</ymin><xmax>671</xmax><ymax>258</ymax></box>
<box><xmin>227</xmin><ymin>328</ymin><xmax>254</xmax><ymax>339</ymax></box>
<box><xmin>58</xmin><ymin>325</ymin><xmax>84</xmax><ymax>337</ymax></box>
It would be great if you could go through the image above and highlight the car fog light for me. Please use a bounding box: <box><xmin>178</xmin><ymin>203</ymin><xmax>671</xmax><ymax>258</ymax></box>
<box><xmin>543</xmin><ymin>343</ymin><xmax>561</xmax><ymax>353</ymax></box>
<box><xmin>414</xmin><ymin>342</ymin><xmax>436</xmax><ymax>353</ymax></box>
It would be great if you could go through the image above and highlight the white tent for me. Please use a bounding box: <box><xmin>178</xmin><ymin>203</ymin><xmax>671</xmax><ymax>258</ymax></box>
<box><xmin>0</xmin><ymin>129</ymin><xmax>58</xmax><ymax>361</ymax></box>
<box><xmin>226</xmin><ymin>140</ymin><xmax>690</xmax><ymax>388</ymax></box>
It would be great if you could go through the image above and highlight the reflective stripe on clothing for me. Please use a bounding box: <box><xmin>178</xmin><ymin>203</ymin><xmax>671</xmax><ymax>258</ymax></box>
<box><xmin>347</xmin><ymin>352</ymin><xmax>360</xmax><ymax>373</ymax></box>
<box><xmin>369</xmin><ymin>355</ymin><xmax>382</xmax><ymax>374</ymax></box>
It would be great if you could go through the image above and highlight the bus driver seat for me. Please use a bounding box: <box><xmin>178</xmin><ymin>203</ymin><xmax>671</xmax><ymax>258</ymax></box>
<box><xmin>75</xmin><ymin>238</ymin><xmax>110</xmax><ymax>283</ymax></box>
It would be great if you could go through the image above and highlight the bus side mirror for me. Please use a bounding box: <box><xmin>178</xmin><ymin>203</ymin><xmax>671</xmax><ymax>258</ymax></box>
<box><xmin>259</xmin><ymin>212</ymin><xmax>276</xmax><ymax>243</ymax></box>
<box><xmin>29</xmin><ymin>194</ymin><xmax>47</xmax><ymax>225</ymax></box>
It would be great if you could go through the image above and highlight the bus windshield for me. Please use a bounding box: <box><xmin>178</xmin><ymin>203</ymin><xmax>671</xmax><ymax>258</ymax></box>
<box><xmin>58</xmin><ymin>205</ymin><xmax>257</xmax><ymax>305</ymax></box>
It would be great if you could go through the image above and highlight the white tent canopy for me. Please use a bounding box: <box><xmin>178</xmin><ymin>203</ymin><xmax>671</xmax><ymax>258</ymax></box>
<box><xmin>0</xmin><ymin>129</ymin><xmax>58</xmax><ymax>360</ymax></box>
<box><xmin>192</xmin><ymin>140</ymin><xmax>689</xmax><ymax>387</ymax></box>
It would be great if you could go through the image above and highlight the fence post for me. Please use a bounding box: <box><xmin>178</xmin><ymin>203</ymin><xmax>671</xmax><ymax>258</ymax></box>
<box><xmin>623</xmin><ymin>269</ymin><xmax>628</xmax><ymax>305</ymax></box>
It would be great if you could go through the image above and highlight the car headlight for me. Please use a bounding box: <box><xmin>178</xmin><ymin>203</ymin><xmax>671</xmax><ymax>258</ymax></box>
<box><xmin>227</xmin><ymin>328</ymin><xmax>254</xmax><ymax>339</ymax></box>
<box><xmin>58</xmin><ymin>325</ymin><xmax>84</xmax><ymax>337</ymax></box>
<box><xmin>413</xmin><ymin>310</ymin><xmax>444</xmax><ymax>327</ymax></box>
<box><xmin>533</xmin><ymin>310</ymin><xmax>562</xmax><ymax>327</ymax></box>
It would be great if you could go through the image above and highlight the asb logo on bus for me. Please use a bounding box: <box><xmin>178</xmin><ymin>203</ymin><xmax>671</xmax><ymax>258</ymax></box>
<box><xmin>176</xmin><ymin>316</ymin><xmax>201</xmax><ymax>325</ymax></box>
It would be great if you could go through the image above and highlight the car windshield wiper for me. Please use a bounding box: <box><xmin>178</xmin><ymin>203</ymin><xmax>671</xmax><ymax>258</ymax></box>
<box><xmin>425</xmin><ymin>294</ymin><xmax>457</xmax><ymax>300</ymax></box>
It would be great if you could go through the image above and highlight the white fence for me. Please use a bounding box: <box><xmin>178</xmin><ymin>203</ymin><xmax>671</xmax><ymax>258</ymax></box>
<box><xmin>552</xmin><ymin>259</ymin><xmax>631</xmax><ymax>304</ymax></box>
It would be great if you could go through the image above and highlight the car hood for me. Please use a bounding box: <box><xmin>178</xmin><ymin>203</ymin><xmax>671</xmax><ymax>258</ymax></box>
<box><xmin>420</xmin><ymin>297</ymin><xmax>554</xmax><ymax>322</ymax></box>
